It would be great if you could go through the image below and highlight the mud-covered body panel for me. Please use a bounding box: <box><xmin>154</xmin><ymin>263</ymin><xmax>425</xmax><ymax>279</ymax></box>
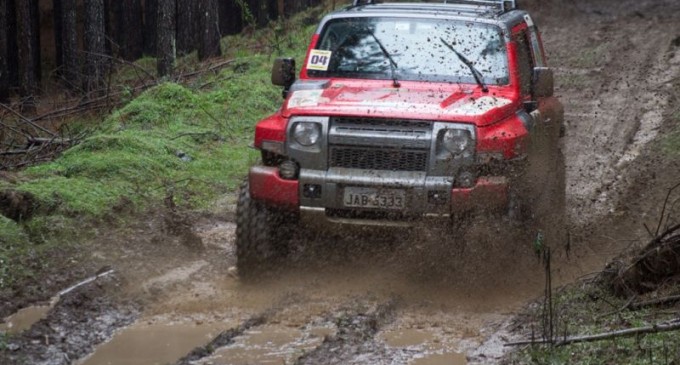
<box><xmin>248</xmin><ymin>2</ymin><xmax>563</xmax><ymax>224</ymax></box>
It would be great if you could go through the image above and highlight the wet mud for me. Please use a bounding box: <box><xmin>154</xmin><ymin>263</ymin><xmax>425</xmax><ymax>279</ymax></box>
<box><xmin>0</xmin><ymin>274</ymin><xmax>139</xmax><ymax>365</ymax></box>
<box><xmin>2</xmin><ymin>0</ymin><xmax>680</xmax><ymax>364</ymax></box>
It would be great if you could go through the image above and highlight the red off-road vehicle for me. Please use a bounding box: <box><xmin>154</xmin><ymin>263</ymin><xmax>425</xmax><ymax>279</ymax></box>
<box><xmin>236</xmin><ymin>0</ymin><xmax>565</xmax><ymax>276</ymax></box>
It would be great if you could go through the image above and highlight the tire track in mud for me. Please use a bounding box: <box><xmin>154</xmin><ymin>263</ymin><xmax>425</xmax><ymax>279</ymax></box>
<box><xmin>5</xmin><ymin>2</ymin><xmax>680</xmax><ymax>365</ymax></box>
<box><xmin>175</xmin><ymin>297</ymin><xmax>400</xmax><ymax>365</ymax></box>
<box><xmin>175</xmin><ymin>310</ymin><xmax>273</xmax><ymax>365</ymax></box>
<box><xmin>541</xmin><ymin>0</ymin><xmax>680</xmax><ymax>224</ymax></box>
<box><xmin>294</xmin><ymin>299</ymin><xmax>398</xmax><ymax>365</ymax></box>
<box><xmin>0</xmin><ymin>274</ymin><xmax>140</xmax><ymax>365</ymax></box>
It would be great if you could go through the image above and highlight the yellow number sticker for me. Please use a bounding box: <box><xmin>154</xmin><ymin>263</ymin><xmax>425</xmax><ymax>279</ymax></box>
<box><xmin>307</xmin><ymin>50</ymin><xmax>332</xmax><ymax>71</ymax></box>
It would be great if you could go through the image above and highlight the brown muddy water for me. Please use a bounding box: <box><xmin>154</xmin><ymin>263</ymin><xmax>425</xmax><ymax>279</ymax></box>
<box><xmin>78</xmin><ymin>320</ymin><xmax>231</xmax><ymax>365</ymax></box>
<box><xmin>200</xmin><ymin>324</ymin><xmax>335</xmax><ymax>365</ymax></box>
<box><xmin>0</xmin><ymin>304</ymin><xmax>53</xmax><ymax>334</ymax></box>
<box><xmin>411</xmin><ymin>353</ymin><xmax>467</xmax><ymax>365</ymax></box>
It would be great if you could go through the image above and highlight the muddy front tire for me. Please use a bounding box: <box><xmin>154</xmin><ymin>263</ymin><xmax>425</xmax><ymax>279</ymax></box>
<box><xmin>235</xmin><ymin>180</ymin><xmax>295</xmax><ymax>280</ymax></box>
<box><xmin>510</xmin><ymin>148</ymin><xmax>567</xmax><ymax>248</ymax></box>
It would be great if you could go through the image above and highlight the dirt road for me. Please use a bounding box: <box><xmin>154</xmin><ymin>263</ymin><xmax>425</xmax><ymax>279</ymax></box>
<box><xmin>2</xmin><ymin>0</ymin><xmax>680</xmax><ymax>364</ymax></box>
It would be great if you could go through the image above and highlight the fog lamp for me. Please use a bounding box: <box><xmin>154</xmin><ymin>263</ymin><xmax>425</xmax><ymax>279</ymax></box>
<box><xmin>457</xmin><ymin>171</ymin><xmax>476</xmax><ymax>188</ymax></box>
<box><xmin>303</xmin><ymin>184</ymin><xmax>322</xmax><ymax>199</ymax></box>
<box><xmin>279</xmin><ymin>160</ymin><xmax>298</xmax><ymax>179</ymax></box>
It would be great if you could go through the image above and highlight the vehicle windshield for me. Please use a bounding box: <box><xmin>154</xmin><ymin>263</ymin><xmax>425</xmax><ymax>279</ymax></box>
<box><xmin>309</xmin><ymin>17</ymin><xmax>509</xmax><ymax>84</ymax></box>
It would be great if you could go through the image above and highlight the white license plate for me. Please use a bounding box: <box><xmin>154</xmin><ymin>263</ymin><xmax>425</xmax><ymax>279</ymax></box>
<box><xmin>343</xmin><ymin>187</ymin><xmax>406</xmax><ymax>210</ymax></box>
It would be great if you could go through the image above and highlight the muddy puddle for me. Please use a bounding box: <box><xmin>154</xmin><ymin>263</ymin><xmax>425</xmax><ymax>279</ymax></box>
<box><xmin>381</xmin><ymin>329</ymin><xmax>468</xmax><ymax>365</ymax></box>
<box><xmin>200</xmin><ymin>324</ymin><xmax>335</xmax><ymax>365</ymax></box>
<box><xmin>78</xmin><ymin>319</ymin><xmax>233</xmax><ymax>365</ymax></box>
<box><xmin>0</xmin><ymin>304</ymin><xmax>53</xmax><ymax>334</ymax></box>
<box><xmin>411</xmin><ymin>353</ymin><xmax>467</xmax><ymax>365</ymax></box>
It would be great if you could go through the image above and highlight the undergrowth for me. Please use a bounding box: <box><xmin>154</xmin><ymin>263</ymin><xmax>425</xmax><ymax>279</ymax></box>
<box><xmin>507</xmin><ymin>283</ymin><xmax>680</xmax><ymax>364</ymax></box>
<box><xmin>0</xmin><ymin>7</ymin><xmax>321</xmax><ymax>290</ymax></box>
<box><xmin>661</xmin><ymin>111</ymin><xmax>680</xmax><ymax>156</ymax></box>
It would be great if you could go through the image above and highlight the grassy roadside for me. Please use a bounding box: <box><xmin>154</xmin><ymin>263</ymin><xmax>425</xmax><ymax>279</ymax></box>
<box><xmin>661</xmin><ymin>110</ymin><xmax>680</xmax><ymax>157</ymax></box>
<box><xmin>506</xmin><ymin>282</ymin><xmax>680</xmax><ymax>364</ymax></box>
<box><xmin>506</xmin><ymin>95</ymin><xmax>680</xmax><ymax>365</ymax></box>
<box><xmin>0</xmin><ymin>8</ymin><xmax>322</xmax><ymax>299</ymax></box>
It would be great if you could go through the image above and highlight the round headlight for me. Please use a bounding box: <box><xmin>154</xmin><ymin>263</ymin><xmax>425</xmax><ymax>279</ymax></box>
<box><xmin>442</xmin><ymin>129</ymin><xmax>471</xmax><ymax>154</ymax></box>
<box><xmin>293</xmin><ymin>122</ymin><xmax>321</xmax><ymax>146</ymax></box>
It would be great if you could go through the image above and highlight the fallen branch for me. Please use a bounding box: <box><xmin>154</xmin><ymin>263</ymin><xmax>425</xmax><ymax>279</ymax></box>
<box><xmin>506</xmin><ymin>318</ymin><xmax>680</xmax><ymax>347</ymax></box>
<box><xmin>27</xmin><ymin>137</ymin><xmax>72</xmax><ymax>146</ymax></box>
<box><xmin>175</xmin><ymin>59</ymin><xmax>235</xmax><ymax>80</ymax></box>
<box><xmin>0</xmin><ymin>102</ymin><xmax>56</xmax><ymax>137</ymax></box>
<box><xmin>630</xmin><ymin>294</ymin><xmax>680</xmax><ymax>310</ymax></box>
<box><xmin>171</xmin><ymin>132</ymin><xmax>223</xmax><ymax>141</ymax></box>
<box><xmin>0</xmin><ymin>119</ymin><xmax>28</xmax><ymax>137</ymax></box>
<box><xmin>58</xmin><ymin>269</ymin><xmax>115</xmax><ymax>297</ymax></box>
<box><xmin>0</xmin><ymin>149</ymin><xmax>32</xmax><ymax>156</ymax></box>
<box><xmin>31</xmin><ymin>82</ymin><xmax>155</xmax><ymax>122</ymax></box>
<box><xmin>602</xmin><ymin>182</ymin><xmax>680</xmax><ymax>296</ymax></box>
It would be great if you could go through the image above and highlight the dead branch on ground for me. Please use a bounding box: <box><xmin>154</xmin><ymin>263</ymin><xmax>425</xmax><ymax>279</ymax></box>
<box><xmin>601</xmin><ymin>183</ymin><xmax>680</xmax><ymax>296</ymax></box>
<box><xmin>506</xmin><ymin>318</ymin><xmax>680</xmax><ymax>347</ymax></box>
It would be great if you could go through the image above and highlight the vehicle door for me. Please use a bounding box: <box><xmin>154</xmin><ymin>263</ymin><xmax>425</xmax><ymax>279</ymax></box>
<box><xmin>513</xmin><ymin>18</ymin><xmax>563</xmax><ymax>148</ymax></box>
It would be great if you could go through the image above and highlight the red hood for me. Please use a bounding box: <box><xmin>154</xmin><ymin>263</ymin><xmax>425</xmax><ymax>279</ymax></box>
<box><xmin>282</xmin><ymin>79</ymin><xmax>519</xmax><ymax>126</ymax></box>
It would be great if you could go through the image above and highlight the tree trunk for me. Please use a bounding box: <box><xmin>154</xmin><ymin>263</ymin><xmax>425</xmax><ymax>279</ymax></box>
<box><xmin>196</xmin><ymin>0</ymin><xmax>221</xmax><ymax>61</ymax></box>
<box><xmin>4</xmin><ymin>0</ymin><xmax>18</xmax><ymax>88</ymax></box>
<box><xmin>175</xmin><ymin>0</ymin><xmax>195</xmax><ymax>56</ymax></box>
<box><xmin>247</xmin><ymin>0</ymin><xmax>268</xmax><ymax>27</ymax></box>
<box><xmin>54</xmin><ymin>0</ymin><xmax>78</xmax><ymax>89</ymax></box>
<box><xmin>258</xmin><ymin>0</ymin><xmax>269</xmax><ymax>27</ymax></box>
<box><xmin>116</xmin><ymin>0</ymin><xmax>144</xmax><ymax>60</ymax></box>
<box><xmin>53</xmin><ymin>0</ymin><xmax>63</xmax><ymax>71</ymax></box>
<box><xmin>16</xmin><ymin>0</ymin><xmax>40</xmax><ymax>109</ymax></box>
<box><xmin>104</xmin><ymin>0</ymin><xmax>113</xmax><ymax>54</ymax></box>
<box><xmin>276</xmin><ymin>0</ymin><xmax>284</xmax><ymax>19</ymax></box>
<box><xmin>30</xmin><ymin>0</ymin><xmax>40</xmax><ymax>82</ymax></box>
<box><xmin>156</xmin><ymin>0</ymin><xmax>175</xmax><ymax>76</ymax></box>
<box><xmin>0</xmin><ymin>0</ymin><xmax>10</xmax><ymax>100</ymax></box>
<box><xmin>219</xmin><ymin>0</ymin><xmax>243</xmax><ymax>36</ymax></box>
<box><xmin>83</xmin><ymin>0</ymin><xmax>107</xmax><ymax>94</ymax></box>
<box><xmin>143</xmin><ymin>0</ymin><xmax>158</xmax><ymax>55</ymax></box>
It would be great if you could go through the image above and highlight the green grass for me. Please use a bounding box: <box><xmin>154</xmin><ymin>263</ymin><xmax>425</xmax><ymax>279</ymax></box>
<box><xmin>661</xmin><ymin>111</ymin><xmax>680</xmax><ymax>156</ymax></box>
<box><xmin>507</xmin><ymin>283</ymin><xmax>680</xmax><ymax>364</ymax></box>
<box><xmin>0</xmin><ymin>7</ymin><xmax>322</xmax><ymax>290</ymax></box>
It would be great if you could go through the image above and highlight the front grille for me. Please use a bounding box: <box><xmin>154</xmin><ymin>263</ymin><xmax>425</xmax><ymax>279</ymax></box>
<box><xmin>330</xmin><ymin>146</ymin><xmax>428</xmax><ymax>171</ymax></box>
<box><xmin>332</xmin><ymin>117</ymin><xmax>431</xmax><ymax>133</ymax></box>
<box><xmin>328</xmin><ymin>117</ymin><xmax>433</xmax><ymax>172</ymax></box>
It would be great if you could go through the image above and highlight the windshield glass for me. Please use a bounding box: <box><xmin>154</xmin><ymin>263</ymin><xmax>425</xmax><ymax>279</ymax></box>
<box><xmin>309</xmin><ymin>17</ymin><xmax>509</xmax><ymax>84</ymax></box>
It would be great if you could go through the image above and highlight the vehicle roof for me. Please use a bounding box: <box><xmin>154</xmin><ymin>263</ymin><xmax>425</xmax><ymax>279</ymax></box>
<box><xmin>316</xmin><ymin>2</ymin><xmax>529</xmax><ymax>39</ymax></box>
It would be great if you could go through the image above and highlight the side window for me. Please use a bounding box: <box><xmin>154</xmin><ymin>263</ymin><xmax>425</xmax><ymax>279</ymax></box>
<box><xmin>514</xmin><ymin>31</ymin><xmax>534</xmax><ymax>96</ymax></box>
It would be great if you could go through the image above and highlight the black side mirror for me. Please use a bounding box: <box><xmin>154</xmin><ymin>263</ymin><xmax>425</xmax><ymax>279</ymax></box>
<box><xmin>272</xmin><ymin>58</ymin><xmax>296</xmax><ymax>97</ymax></box>
<box><xmin>532</xmin><ymin>67</ymin><xmax>554</xmax><ymax>98</ymax></box>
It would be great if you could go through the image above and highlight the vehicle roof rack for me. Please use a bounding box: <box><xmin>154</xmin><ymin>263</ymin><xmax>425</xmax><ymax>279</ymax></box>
<box><xmin>351</xmin><ymin>0</ymin><xmax>517</xmax><ymax>12</ymax></box>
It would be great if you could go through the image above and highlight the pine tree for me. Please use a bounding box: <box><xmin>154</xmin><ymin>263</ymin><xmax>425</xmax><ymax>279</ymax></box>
<box><xmin>144</xmin><ymin>0</ymin><xmax>158</xmax><ymax>55</ymax></box>
<box><xmin>157</xmin><ymin>0</ymin><xmax>176</xmax><ymax>76</ymax></box>
<box><xmin>83</xmin><ymin>0</ymin><xmax>107</xmax><ymax>94</ymax></box>
<box><xmin>116</xmin><ymin>0</ymin><xmax>144</xmax><ymax>60</ymax></box>
<box><xmin>16</xmin><ymin>0</ymin><xmax>40</xmax><ymax>109</ymax></box>
<box><xmin>53</xmin><ymin>0</ymin><xmax>78</xmax><ymax>89</ymax></box>
<box><xmin>175</xmin><ymin>1</ymin><xmax>195</xmax><ymax>56</ymax></box>
<box><xmin>197</xmin><ymin>0</ymin><xmax>221</xmax><ymax>61</ymax></box>
<box><xmin>0</xmin><ymin>0</ymin><xmax>10</xmax><ymax>101</ymax></box>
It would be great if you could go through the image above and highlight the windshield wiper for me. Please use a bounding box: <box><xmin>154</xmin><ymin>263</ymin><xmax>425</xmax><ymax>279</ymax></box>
<box><xmin>439</xmin><ymin>38</ymin><xmax>489</xmax><ymax>93</ymax></box>
<box><xmin>366</xmin><ymin>30</ymin><xmax>400</xmax><ymax>88</ymax></box>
